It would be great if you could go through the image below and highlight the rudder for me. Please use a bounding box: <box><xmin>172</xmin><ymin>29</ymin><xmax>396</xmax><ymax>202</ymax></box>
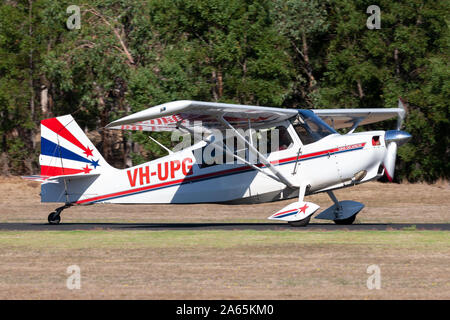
<box><xmin>40</xmin><ymin>114</ymin><xmax>111</xmax><ymax>177</ymax></box>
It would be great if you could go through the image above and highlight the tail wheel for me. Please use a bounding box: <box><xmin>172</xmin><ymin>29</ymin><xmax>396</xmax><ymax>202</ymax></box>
<box><xmin>288</xmin><ymin>215</ymin><xmax>311</xmax><ymax>227</ymax></box>
<box><xmin>334</xmin><ymin>215</ymin><xmax>356</xmax><ymax>225</ymax></box>
<box><xmin>48</xmin><ymin>212</ymin><xmax>61</xmax><ymax>225</ymax></box>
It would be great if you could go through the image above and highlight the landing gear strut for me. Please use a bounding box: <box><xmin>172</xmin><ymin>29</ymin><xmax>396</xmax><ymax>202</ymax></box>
<box><xmin>286</xmin><ymin>183</ymin><xmax>317</xmax><ymax>227</ymax></box>
<box><xmin>48</xmin><ymin>203</ymin><xmax>72</xmax><ymax>225</ymax></box>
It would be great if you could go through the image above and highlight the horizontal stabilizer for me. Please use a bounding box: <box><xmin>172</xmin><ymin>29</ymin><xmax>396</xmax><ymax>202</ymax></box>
<box><xmin>46</xmin><ymin>172</ymin><xmax>100</xmax><ymax>181</ymax></box>
<box><xmin>22</xmin><ymin>173</ymin><xmax>100</xmax><ymax>184</ymax></box>
<box><xmin>268</xmin><ymin>201</ymin><xmax>319</xmax><ymax>222</ymax></box>
<box><xmin>21</xmin><ymin>175</ymin><xmax>52</xmax><ymax>183</ymax></box>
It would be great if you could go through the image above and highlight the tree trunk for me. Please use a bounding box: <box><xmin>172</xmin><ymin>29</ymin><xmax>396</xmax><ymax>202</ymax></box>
<box><xmin>394</xmin><ymin>48</ymin><xmax>400</xmax><ymax>77</ymax></box>
<box><xmin>356</xmin><ymin>79</ymin><xmax>365</xmax><ymax>99</ymax></box>
<box><xmin>98</xmin><ymin>95</ymin><xmax>112</xmax><ymax>162</ymax></box>
<box><xmin>217</xmin><ymin>70</ymin><xmax>223</xmax><ymax>99</ymax></box>
<box><xmin>40</xmin><ymin>75</ymin><xmax>50</xmax><ymax>117</ymax></box>
<box><xmin>1</xmin><ymin>153</ymin><xmax>9</xmax><ymax>176</ymax></box>
<box><xmin>301</xmin><ymin>31</ymin><xmax>316</xmax><ymax>90</ymax></box>
<box><xmin>123</xmin><ymin>105</ymin><xmax>133</xmax><ymax>167</ymax></box>
<box><xmin>29</xmin><ymin>0</ymin><xmax>36</xmax><ymax>156</ymax></box>
<box><xmin>211</xmin><ymin>68</ymin><xmax>223</xmax><ymax>101</ymax></box>
<box><xmin>40</xmin><ymin>85</ymin><xmax>48</xmax><ymax>117</ymax></box>
<box><xmin>29</xmin><ymin>0</ymin><xmax>34</xmax><ymax>121</ymax></box>
<box><xmin>211</xmin><ymin>70</ymin><xmax>218</xmax><ymax>101</ymax></box>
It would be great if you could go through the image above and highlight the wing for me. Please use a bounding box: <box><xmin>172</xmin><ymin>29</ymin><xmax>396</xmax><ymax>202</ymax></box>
<box><xmin>106</xmin><ymin>100</ymin><xmax>298</xmax><ymax>132</ymax></box>
<box><xmin>312</xmin><ymin>108</ymin><xmax>404</xmax><ymax>129</ymax></box>
<box><xmin>312</xmin><ymin>98</ymin><xmax>407</xmax><ymax>130</ymax></box>
<box><xmin>107</xmin><ymin>100</ymin><xmax>299</xmax><ymax>188</ymax></box>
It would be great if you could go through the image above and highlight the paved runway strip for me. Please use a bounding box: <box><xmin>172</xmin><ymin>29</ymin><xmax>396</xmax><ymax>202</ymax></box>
<box><xmin>0</xmin><ymin>222</ymin><xmax>448</xmax><ymax>231</ymax></box>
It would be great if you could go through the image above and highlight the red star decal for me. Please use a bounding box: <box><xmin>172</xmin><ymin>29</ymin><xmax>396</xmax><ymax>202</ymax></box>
<box><xmin>83</xmin><ymin>147</ymin><xmax>94</xmax><ymax>158</ymax></box>
<box><xmin>82</xmin><ymin>165</ymin><xmax>92</xmax><ymax>174</ymax></box>
<box><xmin>299</xmin><ymin>204</ymin><xmax>309</xmax><ymax>214</ymax></box>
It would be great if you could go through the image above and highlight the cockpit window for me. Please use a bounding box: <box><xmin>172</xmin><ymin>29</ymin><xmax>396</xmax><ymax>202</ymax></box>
<box><xmin>292</xmin><ymin>110</ymin><xmax>337</xmax><ymax>145</ymax></box>
<box><xmin>194</xmin><ymin>125</ymin><xmax>294</xmax><ymax>168</ymax></box>
<box><xmin>264</xmin><ymin>125</ymin><xmax>293</xmax><ymax>152</ymax></box>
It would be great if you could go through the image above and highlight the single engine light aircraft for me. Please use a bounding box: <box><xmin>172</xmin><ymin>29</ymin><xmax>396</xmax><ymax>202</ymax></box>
<box><xmin>24</xmin><ymin>98</ymin><xmax>411</xmax><ymax>226</ymax></box>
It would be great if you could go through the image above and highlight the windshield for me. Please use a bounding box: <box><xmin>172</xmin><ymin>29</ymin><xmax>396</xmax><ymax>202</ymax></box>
<box><xmin>292</xmin><ymin>110</ymin><xmax>337</xmax><ymax>145</ymax></box>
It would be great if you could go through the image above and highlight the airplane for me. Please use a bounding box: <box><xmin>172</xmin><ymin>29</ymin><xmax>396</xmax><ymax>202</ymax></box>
<box><xmin>23</xmin><ymin>98</ymin><xmax>412</xmax><ymax>227</ymax></box>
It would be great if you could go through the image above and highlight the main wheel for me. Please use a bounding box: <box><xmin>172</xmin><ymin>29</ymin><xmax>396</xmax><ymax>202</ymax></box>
<box><xmin>334</xmin><ymin>215</ymin><xmax>356</xmax><ymax>225</ymax></box>
<box><xmin>288</xmin><ymin>215</ymin><xmax>311</xmax><ymax>227</ymax></box>
<box><xmin>48</xmin><ymin>212</ymin><xmax>61</xmax><ymax>225</ymax></box>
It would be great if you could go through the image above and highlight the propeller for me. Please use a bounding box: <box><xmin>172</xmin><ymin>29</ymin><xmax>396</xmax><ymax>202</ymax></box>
<box><xmin>382</xmin><ymin>98</ymin><xmax>411</xmax><ymax>181</ymax></box>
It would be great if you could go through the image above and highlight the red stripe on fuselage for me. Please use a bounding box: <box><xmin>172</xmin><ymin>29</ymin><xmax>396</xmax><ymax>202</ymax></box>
<box><xmin>75</xmin><ymin>142</ymin><xmax>366</xmax><ymax>204</ymax></box>
<box><xmin>76</xmin><ymin>164</ymin><xmax>253</xmax><ymax>204</ymax></box>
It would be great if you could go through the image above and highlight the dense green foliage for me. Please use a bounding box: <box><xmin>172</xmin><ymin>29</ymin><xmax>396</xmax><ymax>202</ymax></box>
<box><xmin>0</xmin><ymin>0</ymin><xmax>448</xmax><ymax>181</ymax></box>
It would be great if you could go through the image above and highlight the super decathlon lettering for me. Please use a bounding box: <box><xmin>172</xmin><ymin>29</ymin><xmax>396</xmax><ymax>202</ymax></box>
<box><xmin>338</xmin><ymin>143</ymin><xmax>365</xmax><ymax>152</ymax></box>
<box><xmin>127</xmin><ymin>157</ymin><xmax>193</xmax><ymax>187</ymax></box>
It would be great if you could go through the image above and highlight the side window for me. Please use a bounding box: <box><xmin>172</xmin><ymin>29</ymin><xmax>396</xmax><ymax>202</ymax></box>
<box><xmin>292</xmin><ymin>110</ymin><xmax>337</xmax><ymax>145</ymax></box>
<box><xmin>294</xmin><ymin>123</ymin><xmax>318</xmax><ymax>145</ymax></box>
<box><xmin>268</xmin><ymin>126</ymin><xmax>293</xmax><ymax>152</ymax></box>
<box><xmin>193</xmin><ymin>125</ymin><xmax>294</xmax><ymax>168</ymax></box>
<box><xmin>194</xmin><ymin>136</ymin><xmax>243</xmax><ymax>168</ymax></box>
<box><xmin>256</xmin><ymin>125</ymin><xmax>293</xmax><ymax>155</ymax></box>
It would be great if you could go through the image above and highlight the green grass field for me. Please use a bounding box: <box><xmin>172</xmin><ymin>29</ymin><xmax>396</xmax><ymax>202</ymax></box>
<box><xmin>0</xmin><ymin>229</ymin><xmax>448</xmax><ymax>249</ymax></box>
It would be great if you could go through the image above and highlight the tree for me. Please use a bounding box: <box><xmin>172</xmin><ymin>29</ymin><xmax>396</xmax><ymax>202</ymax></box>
<box><xmin>315</xmin><ymin>0</ymin><xmax>449</xmax><ymax>181</ymax></box>
<box><xmin>0</xmin><ymin>0</ymin><xmax>448</xmax><ymax>181</ymax></box>
<box><xmin>41</xmin><ymin>0</ymin><xmax>146</xmax><ymax>166</ymax></box>
<box><xmin>272</xmin><ymin>0</ymin><xmax>329</xmax><ymax>107</ymax></box>
<box><xmin>0</xmin><ymin>0</ymin><xmax>43</xmax><ymax>174</ymax></box>
<box><xmin>125</xmin><ymin>0</ymin><xmax>293</xmax><ymax>164</ymax></box>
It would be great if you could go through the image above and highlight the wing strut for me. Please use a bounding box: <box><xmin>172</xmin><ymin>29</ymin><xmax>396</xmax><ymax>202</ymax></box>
<box><xmin>148</xmin><ymin>135</ymin><xmax>173</xmax><ymax>155</ymax></box>
<box><xmin>217</xmin><ymin>115</ymin><xmax>298</xmax><ymax>188</ymax></box>
<box><xmin>347</xmin><ymin>117</ymin><xmax>365</xmax><ymax>134</ymax></box>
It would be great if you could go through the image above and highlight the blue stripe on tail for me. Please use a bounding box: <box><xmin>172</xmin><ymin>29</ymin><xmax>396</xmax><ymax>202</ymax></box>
<box><xmin>41</xmin><ymin>137</ymin><xmax>97</xmax><ymax>165</ymax></box>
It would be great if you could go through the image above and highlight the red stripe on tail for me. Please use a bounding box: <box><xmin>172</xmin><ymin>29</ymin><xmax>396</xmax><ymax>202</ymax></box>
<box><xmin>41</xmin><ymin>118</ymin><xmax>92</xmax><ymax>157</ymax></box>
<box><xmin>40</xmin><ymin>165</ymin><xmax>85</xmax><ymax>176</ymax></box>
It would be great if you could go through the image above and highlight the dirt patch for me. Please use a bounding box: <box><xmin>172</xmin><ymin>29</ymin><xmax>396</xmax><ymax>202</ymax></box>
<box><xmin>0</xmin><ymin>176</ymin><xmax>448</xmax><ymax>224</ymax></box>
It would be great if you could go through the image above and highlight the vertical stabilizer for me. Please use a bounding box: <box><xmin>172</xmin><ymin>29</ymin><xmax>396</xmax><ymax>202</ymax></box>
<box><xmin>40</xmin><ymin>115</ymin><xmax>111</xmax><ymax>177</ymax></box>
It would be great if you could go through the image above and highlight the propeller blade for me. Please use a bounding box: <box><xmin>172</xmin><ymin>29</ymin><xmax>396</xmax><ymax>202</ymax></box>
<box><xmin>383</xmin><ymin>141</ymin><xmax>398</xmax><ymax>182</ymax></box>
<box><xmin>396</xmin><ymin>97</ymin><xmax>407</xmax><ymax>130</ymax></box>
<box><xmin>383</xmin><ymin>130</ymin><xmax>411</xmax><ymax>181</ymax></box>
<box><xmin>382</xmin><ymin>99</ymin><xmax>411</xmax><ymax>181</ymax></box>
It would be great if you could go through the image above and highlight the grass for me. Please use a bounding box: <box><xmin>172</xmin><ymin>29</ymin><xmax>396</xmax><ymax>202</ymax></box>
<box><xmin>402</xmin><ymin>225</ymin><xmax>417</xmax><ymax>231</ymax></box>
<box><xmin>0</xmin><ymin>230</ymin><xmax>448</xmax><ymax>249</ymax></box>
<box><xmin>0</xmin><ymin>230</ymin><xmax>448</xmax><ymax>299</ymax></box>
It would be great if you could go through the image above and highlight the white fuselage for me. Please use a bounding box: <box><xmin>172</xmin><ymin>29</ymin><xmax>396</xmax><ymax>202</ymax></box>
<box><xmin>41</xmin><ymin>122</ymin><xmax>387</xmax><ymax>205</ymax></box>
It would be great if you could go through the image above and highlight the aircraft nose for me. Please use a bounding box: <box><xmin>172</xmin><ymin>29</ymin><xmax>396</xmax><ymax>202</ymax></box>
<box><xmin>384</xmin><ymin>130</ymin><xmax>412</xmax><ymax>147</ymax></box>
